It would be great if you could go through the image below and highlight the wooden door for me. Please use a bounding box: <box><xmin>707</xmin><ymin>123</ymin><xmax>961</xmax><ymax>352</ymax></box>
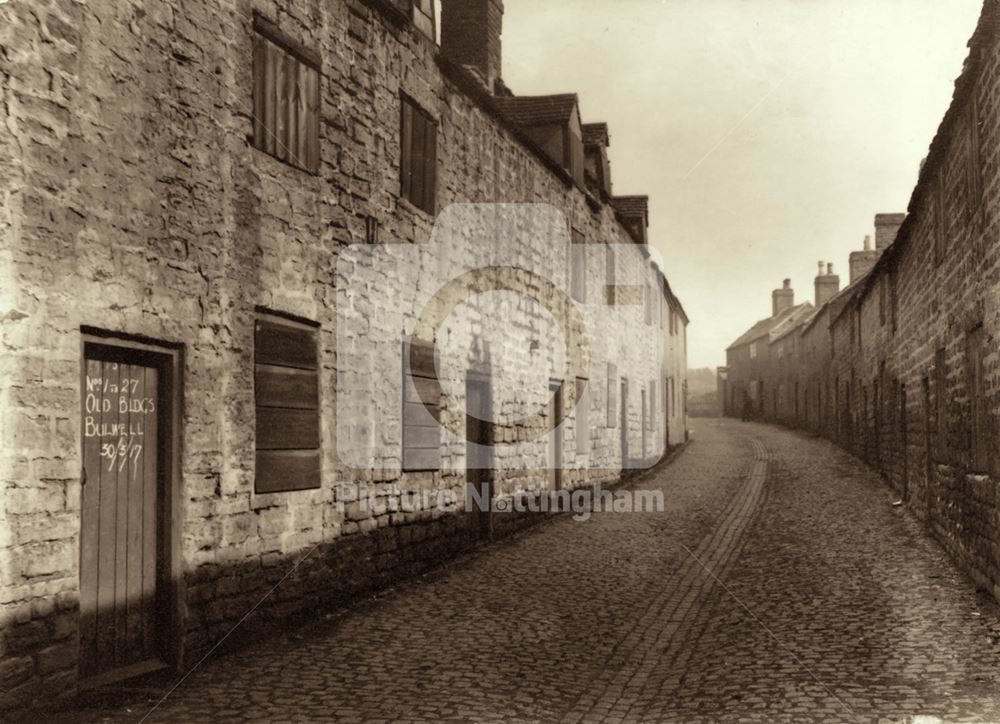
<box><xmin>900</xmin><ymin>383</ymin><xmax>909</xmax><ymax>501</ymax></box>
<box><xmin>466</xmin><ymin>377</ymin><xmax>492</xmax><ymax>539</ymax></box>
<box><xmin>80</xmin><ymin>353</ymin><xmax>162</xmax><ymax>678</ymax></box>
<box><xmin>547</xmin><ymin>381</ymin><xmax>563</xmax><ymax>491</ymax></box>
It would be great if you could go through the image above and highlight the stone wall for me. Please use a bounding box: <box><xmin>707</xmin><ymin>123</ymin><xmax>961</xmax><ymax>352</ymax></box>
<box><xmin>723</xmin><ymin>0</ymin><xmax>1000</xmax><ymax>605</ymax></box>
<box><xmin>0</xmin><ymin>0</ymin><xmax>686</xmax><ymax>711</ymax></box>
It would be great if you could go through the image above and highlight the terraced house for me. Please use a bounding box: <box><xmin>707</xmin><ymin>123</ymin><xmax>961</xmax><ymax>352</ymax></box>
<box><xmin>0</xmin><ymin>0</ymin><xmax>688</xmax><ymax>711</ymax></box>
<box><xmin>720</xmin><ymin>0</ymin><xmax>1000</xmax><ymax>605</ymax></box>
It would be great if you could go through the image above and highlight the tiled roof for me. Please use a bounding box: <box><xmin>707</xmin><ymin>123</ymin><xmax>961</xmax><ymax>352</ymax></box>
<box><xmin>727</xmin><ymin>303</ymin><xmax>810</xmax><ymax>350</ymax></box>
<box><xmin>492</xmin><ymin>94</ymin><xmax>578</xmax><ymax>127</ymax></box>
<box><xmin>769</xmin><ymin>302</ymin><xmax>815</xmax><ymax>342</ymax></box>
<box><xmin>582</xmin><ymin>122</ymin><xmax>609</xmax><ymax>146</ymax></box>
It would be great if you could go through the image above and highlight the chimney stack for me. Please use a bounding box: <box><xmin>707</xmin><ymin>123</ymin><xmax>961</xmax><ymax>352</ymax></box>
<box><xmin>849</xmin><ymin>234</ymin><xmax>879</xmax><ymax>283</ymax></box>
<box><xmin>772</xmin><ymin>278</ymin><xmax>794</xmax><ymax>317</ymax></box>
<box><xmin>815</xmin><ymin>261</ymin><xmax>840</xmax><ymax>307</ymax></box>
<box><xmin>441</xmin><ymin>0</ymin><xmax>505</xmax><ymax>93</ymax></box>
<box><xmin>874</xmin><ymin>213</ymin><xmax>906</xmax><ymax>252</ymax></box>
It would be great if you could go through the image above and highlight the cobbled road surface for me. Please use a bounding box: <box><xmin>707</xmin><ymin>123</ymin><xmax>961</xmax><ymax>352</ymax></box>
<box><xmin>62</xmin><ymin>419</ymin><xmax>1000</xmax><ymax>723</ymax></box>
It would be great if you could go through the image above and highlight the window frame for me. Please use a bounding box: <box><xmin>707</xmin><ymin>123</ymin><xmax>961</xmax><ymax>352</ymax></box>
<box><xmin>400</xmin><ymin>94</ymin><xmax>439</xmax><ymax>215</ymax></box>
<box><xmin>251</xmin><ymin>14</ymin><xmax>321</xmax><ymax>175</ymax></box>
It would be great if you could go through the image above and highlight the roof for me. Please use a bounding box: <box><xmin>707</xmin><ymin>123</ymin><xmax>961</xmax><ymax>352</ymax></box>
<box><xmin>582</xmin><ymin>122</ymin><xmax>610</xmax><ymax>147</ymax></box>
<box><xmin>492</xmin><ymin>94</ymin><xmax>578</xmax><ymax>127</ymax></box>
<box><xmin>799</xmin><ymin>273</ymin><xmax>869</xmax><ymax>335</ymax></box>
<box><xmin>726</xmin><ymin>303</ymin><xmax>810</xmax><ymax>350</ymax></box>
<box><xmin>769</xmin><ymin>302</ymin><xmax>815</xmax><ymax>342</ymax></box>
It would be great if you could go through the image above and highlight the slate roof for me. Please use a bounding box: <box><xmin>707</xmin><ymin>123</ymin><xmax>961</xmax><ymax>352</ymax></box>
<box><xmin>492</xmin><ymin>94</ymin><xmax>578</xmax><ymax>127</ymax></box>
<box><xmin>800</xmin><ymin>273</ymin><xmax>869</xmax><ymax>334</ymax></box>
<box><xmin>582</xmin><ymin>122</ymin><xmax>610</xmax><ymax>146</ymax></box>
<box><xmin>769</xmin><ymin>302</ymin><xmax>815</xmax><ymax>342</ymax></box>
<box><xmin>727</xmin><ymin>303</ymin><xmax>810</xmax><ymax>350</ymax></box>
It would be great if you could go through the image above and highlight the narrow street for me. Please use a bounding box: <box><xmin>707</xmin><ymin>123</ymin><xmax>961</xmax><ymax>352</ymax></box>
<box><xmin>66</xmin><ymin>419</ymin><xmax>1000</xmax><ymax>723</ymax></box>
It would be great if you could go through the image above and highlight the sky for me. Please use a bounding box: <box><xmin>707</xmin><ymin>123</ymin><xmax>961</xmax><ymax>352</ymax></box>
<box><xmin>497</xmin><ymin>0</ymin><xmax>983</xmax><ymax>369</ymax></box>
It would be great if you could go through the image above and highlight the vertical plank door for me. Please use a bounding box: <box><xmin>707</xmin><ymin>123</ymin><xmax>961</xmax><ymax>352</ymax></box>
<box><xmin>80</xmin><ymin>356</ymin><xmax>161</xmax><ymax>678</ymax></box>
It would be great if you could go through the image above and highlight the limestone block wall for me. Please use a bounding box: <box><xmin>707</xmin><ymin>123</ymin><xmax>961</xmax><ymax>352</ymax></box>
<box><xmin>0</xmin><ymin>0</ymin><xmax>685</xmax><ymax>710</ymax></box>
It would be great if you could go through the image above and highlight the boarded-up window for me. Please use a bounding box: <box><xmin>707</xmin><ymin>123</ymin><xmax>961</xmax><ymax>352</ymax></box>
<box><xmin>252</xmin><ymin>16</ymin><xmax>321</xmax><ymax>174</ymax></box>
<box><xmin>967</xmin><ymin>326</ymin><xmax>987</xmax><ymax>472</ymax></box>
<box><xmin>571</xmin><ymin>229</ymin><xmax>586</xmax><ymax>303</ymax></box>
<box><xmin>606</xmin><ymin>363</ymin><xmax>617</xmax><ymax>428</ymax></box>
<box><xmin>403</xmin><ymin>340</ymin><xmax>442</xmax><ymax>472</ymax></box>
<box><xmin>575</xmin><ymin>378</ymin><xmax>589</xmax><ymax>456</ymax></box>
<box><xmin>255</xmin><ymin>314</ymin><xmax>321</xmax><ymax>493</ymax></box>
<box><xmin>400</xmin><ymin>96</ymin><xmax>438</xmax><ymax>215</ymax></box>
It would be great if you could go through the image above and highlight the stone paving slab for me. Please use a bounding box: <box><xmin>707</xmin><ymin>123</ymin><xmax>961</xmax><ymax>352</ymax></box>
<box><xmin>52</xmin><ymin>418</ymin><xmax>1000</xmax><ymax>723</ymax></box>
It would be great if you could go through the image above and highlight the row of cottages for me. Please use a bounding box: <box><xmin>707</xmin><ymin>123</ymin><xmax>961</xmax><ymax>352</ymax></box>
<box><xmin>0</xmin><ymin>0</ymin><xmax>689</xmax><ymax>710</ymax></box>
<box><xmin>720</xmin><ymin>0</ymin><xmax>1000</xmax><ymax>604</ymax></box>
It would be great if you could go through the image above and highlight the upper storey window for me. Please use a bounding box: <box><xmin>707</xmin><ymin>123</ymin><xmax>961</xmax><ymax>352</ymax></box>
<box><xmin>400</xmin><ymin>95</ymin><xmax>438</xmax><ymax>215</ymax></box>
<box><xmin>252</xmin><ymin>15</ymin><xmax>321</xmax><ymax>174</ymax></box>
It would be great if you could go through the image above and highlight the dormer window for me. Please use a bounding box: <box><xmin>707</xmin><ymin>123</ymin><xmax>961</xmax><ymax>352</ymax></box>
<box><xmin>412</xmin><ymin>0</ymin><xmax>435</xmax><ymax>40</ymax></box>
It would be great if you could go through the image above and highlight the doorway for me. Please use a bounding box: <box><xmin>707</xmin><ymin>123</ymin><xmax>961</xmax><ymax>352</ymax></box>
<box><xmin>547</xmin><ymin>381</ymin><xmax>563</xmax><ymax>491</ymax></box>
<box><xmin>79</xmin><ymin>336</ymin><xmax>180</xmax><ymax>682</ymax></box>
<box><xmin>466</xmin><ymin>375</ymin><xmax>493</xmax><ymax>539</ymax></box>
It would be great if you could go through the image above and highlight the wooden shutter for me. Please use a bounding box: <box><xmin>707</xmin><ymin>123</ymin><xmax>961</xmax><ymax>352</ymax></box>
<box><xmin>251</xmin><ymin>18</ymin><xmax>321</xmax><ymax>174</ymax></box>
<box><xmin>400</xmin><ymin>97</ymin><xmax>437</xmax><ymax>214</ymax></box>
<box><xmin>402</xmin><ymin>340</ymin><xmax>442</xmax><ymax>471</ymax></box>
<box><xmin>422</xmin><ymin>114</ymin><xmax>437</xmax><ymax>214</ymax></box>
<box><xmin>400</xmin><ymin>100</ymin><xmax>414</xmax><ymax>202</ymax></box>
<box><xmin>255</xmin><ymin>315</ymin><xmax>321</xmax><ymax>493</ymax></box>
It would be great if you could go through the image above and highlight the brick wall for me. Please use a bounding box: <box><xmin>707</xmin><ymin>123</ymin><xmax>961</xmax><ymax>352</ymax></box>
<box><xmin>723</xmin><ymin>0</ymin><xmax>1000</xmax><ymax>607</ymax></box>
<box><xmin>0</xmin><ymin>0</ymin><xmax>687</xmax><ymax>711</ymax></box>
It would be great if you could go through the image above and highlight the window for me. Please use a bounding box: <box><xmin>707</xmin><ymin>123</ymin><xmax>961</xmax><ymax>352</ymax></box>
<box><xmin>571</xmin><ymin>229</ymin><xmax>586</xmax><ymax>303</ymax></box>
<box><xmin>606</xmin><ymin>363</ymin><xmax>617</xmax><ymax>427</ymax></box>
<box><xmin>967</xmin><ymin>326</ymin><xmax>987</xmax><ymax>471</ymax></box>
<box><xmin>400</xmin><ymin>95</ymin><xmax>438</xmax><ymax>214</ymax></box>
<box><xmin>605</xmin><ymin>245</ymin><xmax>616</xmax><ymax>305</ymax></box>
<box><xmin>252</xmin><ymin>16</ymin><xmax>321</xmax><ymax>174</ymax></box>
<box><xmin>644</xmin><ymin>283</ymin><xmax>652</xmax><ymax>325</ymax></box>
<box><xmin>402</xmin><ymin>340</ymin><xmax>442</xmax><ymax>472</ymax></box>
<box><xmin>411</xmin><ymin>0</ymin><xmax>435</xmax><ymax>39</ymax></box>
<box><xmin>575</xmin><ymin>378</ymin><xmax>590</xmax><ymax>456</ymax></box>
<box><xmin>255</xmin><ymin>313</ymin><xmax>321</xmax><ymax>493</ymax></box>
<box><xmin>749</xmin><ymin>342</ymin><xmax>757</xmax><ymax>359</ymax></box>
<box><xmin>668</xmin><ymin>377</ymin><xmax>675</xmax><ymax>418</ymax></box>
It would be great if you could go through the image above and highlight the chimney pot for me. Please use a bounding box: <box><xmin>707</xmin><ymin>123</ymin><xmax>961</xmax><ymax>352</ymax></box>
<box><xmin>827</xmin><ymin>263</ymin><xmax>833</xmax><ymax>274</ymax></box>
<box><xmin>817</xmin><ymin>261</ymin><xmax>824</xmax><ymax>275</ymax></box>
<box><xmin>863</xmin><ymin>234</ymin><xmax>871</xmax><ymax>251</ymax></box>
<box><xmin>783</xmin><ymin>278</ymin><xmax>791</xmax><ymax>289</ymax></box>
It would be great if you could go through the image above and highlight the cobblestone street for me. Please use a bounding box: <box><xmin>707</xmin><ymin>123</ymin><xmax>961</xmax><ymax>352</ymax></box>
<box><xmin>64</xmin><ymin>419</ymin><xmax>1000</xmax><ymax>723</ymax></box>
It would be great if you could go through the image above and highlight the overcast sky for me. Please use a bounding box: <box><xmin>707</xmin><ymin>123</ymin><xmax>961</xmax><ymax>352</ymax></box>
<box><xmin>499</xmin><ymin>0</ymin><xmax>983</xmax><ymax>369</ymax></box>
